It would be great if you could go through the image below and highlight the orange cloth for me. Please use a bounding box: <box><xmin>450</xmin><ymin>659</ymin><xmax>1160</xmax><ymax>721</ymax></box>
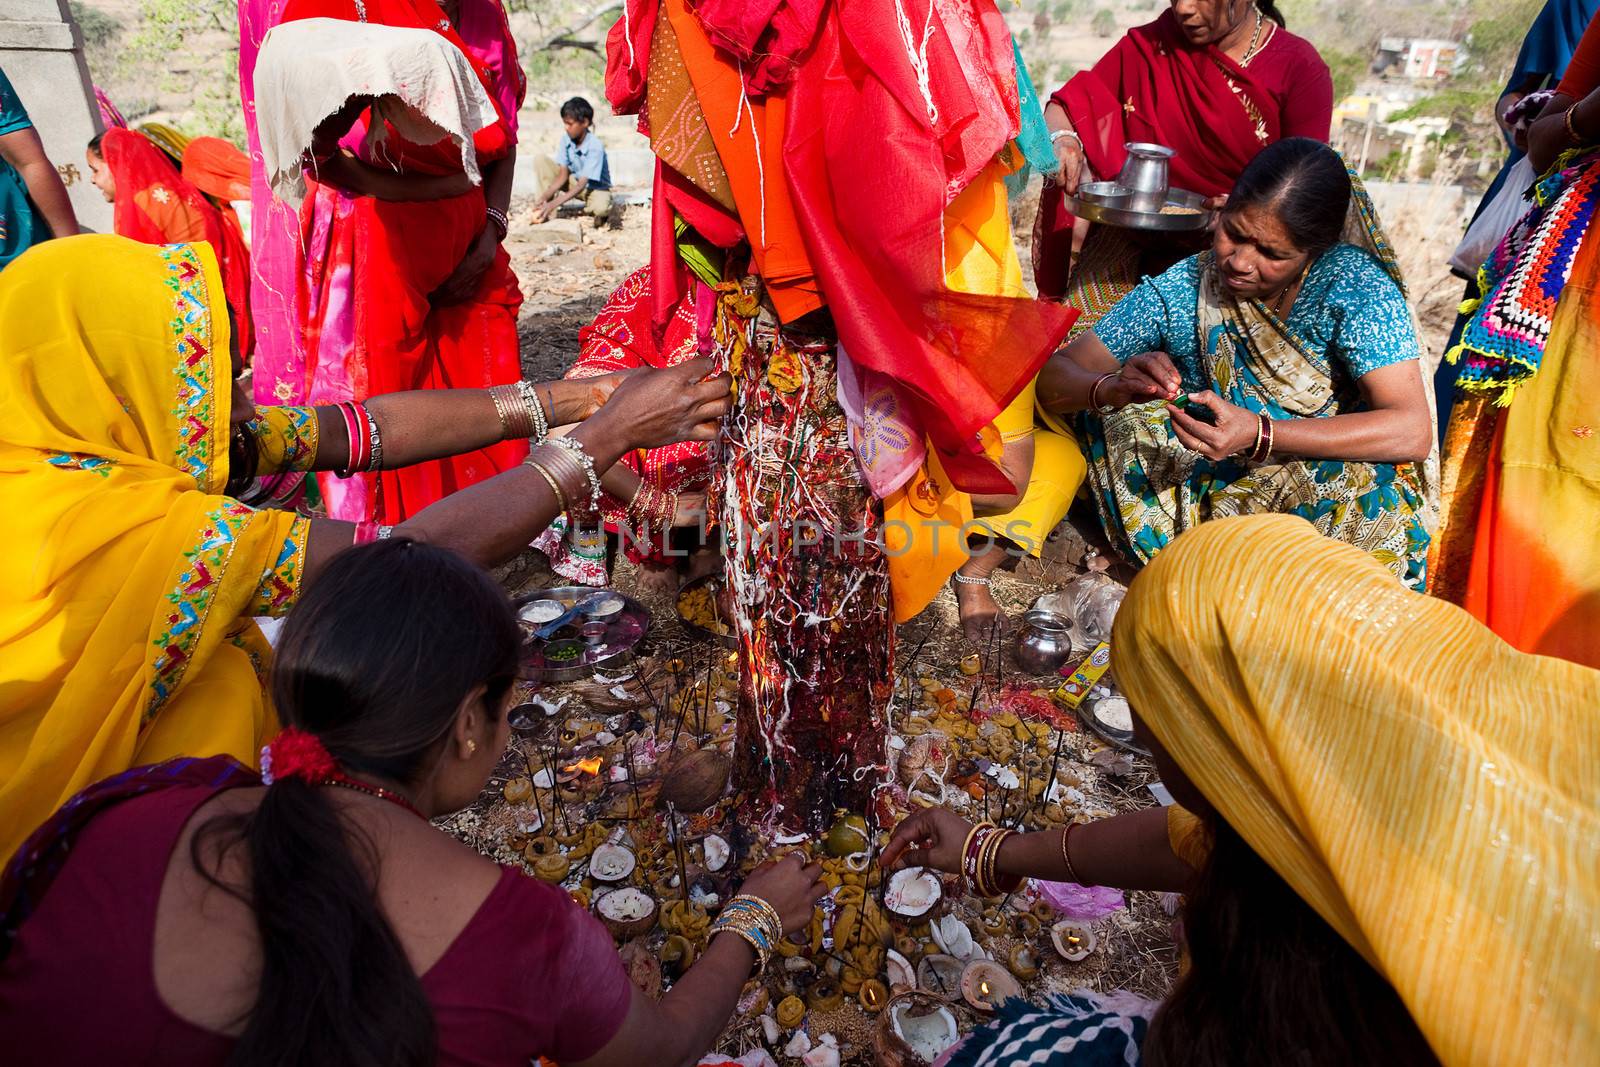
<box><xmin>1451</xmin><ymin>224</ymin><xmax>1600</xmax><ymax>666</ymax></box>
<box><xmin>180</xmin><ymin>137</ymin><xmax>251</xmax><ymax>202</ymax></box>
<box><xmin>662</xmin><ymin>0</ymin><xmax>822</xmax><ymax>323</ymax></box>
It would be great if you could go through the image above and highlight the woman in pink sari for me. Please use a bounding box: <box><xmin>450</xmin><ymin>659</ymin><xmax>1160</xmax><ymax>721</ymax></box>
<box><xmin>240</xmin><ymin>0</ymin><xmax>527</xmax><ymax>522</ymax></box>
<box><xmin>1034</xmin><ymin>0</ymin><xmax>1332</xmax><ymax>324</ymax></box>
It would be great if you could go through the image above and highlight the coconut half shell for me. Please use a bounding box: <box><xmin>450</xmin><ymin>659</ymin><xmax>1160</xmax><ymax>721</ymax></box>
<box><xmin>873</xmin><ymin>992</ymin><xmax>960</xmax><ymax>1067</ymax></box>
<box><xmin>1051</xmin><ymin>919</ymin><xmax>1097</xmax><ymax>961</ymax></box>
<box><xmin>589</xmin><ymin>843</ymin><xmax>636</xmax><ymax>883</ymax></box>
<box><xmin>883</xmin><ymin>867</ymin><xmax>942</xmax><ymax>919</ymax></box>
<box><xmin>594</xmin><ymin>886</ymin><xmax>657</xmax><ymax>941</ymax></box>
<box><xmin>701</xmin><ymin>833</ymin><xmax>731</xmax><ymax>873</ymax></box>
<box><xmin>913</xmin><ymin>954</ymin><xmax>964</xmax><ymax>999</ymax></box>
<box><xmin>884</xmin><ymin>949</ymin><xmax>916</xmax><ymax>993</ymax></box>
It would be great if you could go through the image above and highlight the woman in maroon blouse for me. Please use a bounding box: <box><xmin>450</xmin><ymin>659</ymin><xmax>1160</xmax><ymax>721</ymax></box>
<box><xmin>0</xmin><ymin>540</ymin><xmax>823</xmax><ymax>1066</ymax></box>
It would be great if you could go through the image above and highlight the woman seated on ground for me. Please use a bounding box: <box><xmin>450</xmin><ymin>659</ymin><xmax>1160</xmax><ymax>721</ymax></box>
<box><xmin>1037</xmin><ymin>138</ymin><xmax>1435</xmax><ymax>589</ymax></box>
<box><xmin>0</xmin><ymin>235</ymin><xmax>730</xmax><ymax>863</ymax></box>
<box><xmin>884</xmin><ymin>515</ymin><xmax>1598</xmax><ymax>1066</ymax></box>
<box><xmin>0</xmin><ymin>540</ymin><xmax>825</xmax><ymax>1064</ymax></box>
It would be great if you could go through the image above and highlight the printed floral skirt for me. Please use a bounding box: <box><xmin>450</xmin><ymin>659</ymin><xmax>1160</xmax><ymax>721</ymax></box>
<box><xmin>1080</xmin><ymin>400</ymin><xmax>1431</xmax><ymax>590</ymax></box>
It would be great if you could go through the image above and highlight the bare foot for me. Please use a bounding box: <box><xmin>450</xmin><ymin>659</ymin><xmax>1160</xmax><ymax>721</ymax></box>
<box><xmin>682</xmin><ymin>545</ymin><xmax>722</xmax><ymax>586</ymax></box>
<box><xmin>635</xmin><ymin>562</ymin><xmax>678</xmax><ymax>601</ymax></box>
<box><xmin>954</xmin><ymin>545</ymin><xmax>1007</xmax><ymax>645</ymax></box>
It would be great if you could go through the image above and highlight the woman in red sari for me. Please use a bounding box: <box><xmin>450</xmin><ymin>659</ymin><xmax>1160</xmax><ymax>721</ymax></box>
<box><xmin>280</xmin><ymin>0</ymin><xmax>526</xmax><ymax>523</ymax></box>
<box><xmin>87</xmin><ymin>129</ymin><xmax>253</xmax><ymax>353</ymax></box>
<box><xmin>1035</xmin><ymin>0</ymin><xmax>1332</xmax><ymax>324</ymax></box>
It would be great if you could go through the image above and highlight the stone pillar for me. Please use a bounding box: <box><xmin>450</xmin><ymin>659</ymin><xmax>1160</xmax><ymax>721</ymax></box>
<box><xmin>0</xmin><ymin>0</ymin><xmax>110</xmax><ymax>232</ymax></box>
<box><xmin>718</xmin><ymin>290</ymin><xmax>894</xmax><ymax>836</ymax></box>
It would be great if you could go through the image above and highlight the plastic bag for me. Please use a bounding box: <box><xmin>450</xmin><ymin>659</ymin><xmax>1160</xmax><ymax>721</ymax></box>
<box><xmin>1450</xmin><ymin>155</ymin><xmax>1537</xmax><ymax>277</ymax></box>
<box><xmin>1033</xmin><ymin>572</ymin><xmax>1127</xmax><ymax>648</ymax></box>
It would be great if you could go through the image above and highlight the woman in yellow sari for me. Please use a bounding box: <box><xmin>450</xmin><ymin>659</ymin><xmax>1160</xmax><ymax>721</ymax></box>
<box><xmin>886</xmin><ymin>514</ymin><xmax>1598</xmax><ymax>1065</ymax></box>
<box><xmin>0</xmin><ymin>235</ymin><xmax>732</xmax><ymax>861</ymax></box>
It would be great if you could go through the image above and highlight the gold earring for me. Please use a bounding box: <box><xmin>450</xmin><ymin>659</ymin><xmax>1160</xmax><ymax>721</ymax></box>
<box><xmin>466</xmin><ymin>739</ymin><xmax>478</xmax><ymax>757</ymax></box>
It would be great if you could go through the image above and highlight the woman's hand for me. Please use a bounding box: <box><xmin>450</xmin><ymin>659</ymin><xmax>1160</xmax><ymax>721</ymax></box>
<box><xmin>880</xmin><ymin>807</ymin><xmax>974</xmax><ymax>875</ymax></box>
<box><xmin>431</xmin><ymin>229</ymin><xmax>499</xmax><ymax>307</ymax></box>
<box><xmin>1053</xmin><ymin>135</ymin><xmax>1087</xmax><ymax>194</ymax></box>
<box><xmin>736</xmin><ymin>851</ymin><xmax>827</xmax><ymax>936</ymax></box>
<box><xmin>574</xmin><ymin>369</ymin><xmax>640</xmax><ymax>420</ymax></box>
<box><xmin>1111</xmin><ymin>352</ymin><xmax>1183</xmax><ymax>406</ymax></box>
<box><xmin>587</xmin><ymin>358</ymin><xmax>732</xmax><ymax>449</ymax></box>
<box><xmin>1167</xmin><ymin>390</ymin><xmax>1259</xmax><ymax>459</ymax></box>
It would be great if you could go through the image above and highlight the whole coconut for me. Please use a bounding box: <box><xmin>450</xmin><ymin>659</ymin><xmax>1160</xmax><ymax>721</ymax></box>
<box><xmin>656</xmin><ymin>748</ymin><xmax>731</xmax><ymax>812</ymax></box>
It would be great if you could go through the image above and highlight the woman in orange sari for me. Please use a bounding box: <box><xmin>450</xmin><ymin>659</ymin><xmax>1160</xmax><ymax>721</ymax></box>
<box><xmin>87</xmin><ymin>128</ymin><xmax>253</xmax><ymax>353</ymax></box>
<box><xmin>276</xmin><ymin>0</ymin><xmax>526</xmax><ymax>523</ymax></box>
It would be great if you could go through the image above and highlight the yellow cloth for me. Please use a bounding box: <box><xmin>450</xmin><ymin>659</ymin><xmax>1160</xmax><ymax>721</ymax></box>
<box><xmin>0</xmin><ymin>236</ymin><xmax>309</xmax><ymax>861</ymax></box>
<box><xmin>971</xmin><ymin>380</ymin><xmax>1084</xmax><ymax>557</ymax></box>
<box><xmin>1114</xmin><ymin>514</ymin><xmax>1600</xmax><ymax>1066</ymax></box>
<box><xmin>886</xmin><ymin>153</ymin><xmax>1086</xmax><ymax>619</ymax></box>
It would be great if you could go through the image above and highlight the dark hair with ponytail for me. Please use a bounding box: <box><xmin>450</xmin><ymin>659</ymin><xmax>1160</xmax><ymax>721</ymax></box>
<box><xmin>192</xmin><ymin>539</ymin><xmax>520</xmax><ymax>1067</ymax></box>
<box><xmin>1225</xmin><ymin>136</ymin><xmax>1351</xmax><ymax>258</ymax></box>
<box><xmin>1258</xmin><ymin>1</ymin><xmax>1285</xmax><ymax>27</ymax></box>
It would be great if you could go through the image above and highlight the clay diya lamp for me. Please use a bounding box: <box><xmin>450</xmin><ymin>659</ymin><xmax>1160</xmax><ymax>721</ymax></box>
<box><xmin>960</xmin><ymin>960</ymin><xmax>1022</xmax><ymax>1012</ymax></box>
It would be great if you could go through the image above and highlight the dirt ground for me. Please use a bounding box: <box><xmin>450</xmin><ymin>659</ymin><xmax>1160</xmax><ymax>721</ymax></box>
<box><xmin>474</xmin><ymin>175</ymin><xmax>1463</xmax><ymax>1063</ymax></box>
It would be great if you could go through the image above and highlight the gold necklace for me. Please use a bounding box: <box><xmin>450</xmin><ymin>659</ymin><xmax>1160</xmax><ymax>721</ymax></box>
<box><xmin>1269</xmin><ymin>261</ymin><xmax>1310</xmax><ymax>317</ymax></box>
<box><xmin>1239</xmin><ymin>5</ymin><xmax>1265</xmax><ymax>64</ymax></box>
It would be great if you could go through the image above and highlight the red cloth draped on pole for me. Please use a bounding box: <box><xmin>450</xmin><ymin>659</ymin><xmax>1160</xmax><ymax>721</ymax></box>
<box><xmin>279</xmin><ymin>0</ymin><xmax>526</xmax><ymax>522</ymax></box>
<box><xmin>1034</xmin><ymin>9</ymin><xmax>1313</xmax><ymax>299</ymax></box>
<box><xmin>100</xmin><ymin>129</ymin><xmax>254</xmax><ymax>357</ymax></box>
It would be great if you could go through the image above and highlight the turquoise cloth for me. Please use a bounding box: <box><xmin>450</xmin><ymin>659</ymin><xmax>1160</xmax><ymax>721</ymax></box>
<box><xmin>1007</xmin><ymin>40</ymin><xmax>1055</xmax><ymax>198</ymax></box>
<box><xmin>1092</xmin><ymin>243</ymin><xmax>1420</xmax><ymax>392</ymax></box>
<box><xmin>0</xmin><ymin>68</ymin><xmax>44</xmax><ymax>270</ymax></box>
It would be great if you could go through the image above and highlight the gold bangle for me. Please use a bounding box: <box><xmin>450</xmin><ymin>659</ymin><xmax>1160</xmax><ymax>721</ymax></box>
<box><xmin>1060</xmin><ymin>822</ymin><xmax>1081</xmax><ymax>884</ymax></box>
<box><xmin>1566</xmin><ymin>103</ymin><xmax>1584</xmax><ymax>145</ymax></box>
<box><xmin>533</xmin><ymin>444</ymin><xmax>588</xmax><ymax>510</ymax></box>
<box><xmin>524</xmin><ymin>457</ymin><xmax>569</xmax><ymax>513</ymax></box>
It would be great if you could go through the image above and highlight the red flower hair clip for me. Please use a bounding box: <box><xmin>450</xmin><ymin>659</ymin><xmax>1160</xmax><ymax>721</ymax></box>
<box><xmin>260</xmin><ymin>726</ymin><xmax>338</xmax><ymax>785</ymax></box>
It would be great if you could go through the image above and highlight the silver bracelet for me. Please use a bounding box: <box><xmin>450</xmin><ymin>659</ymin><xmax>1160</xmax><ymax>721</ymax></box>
<box><xmin>1049</xmin><ymin>128</ymin><xmax>1082</xmax><ymax>147</ymax></box>
<box><xmin>516</xmin><ymin>379</ymin><xmax>550</xmax><ymax>441</ymax></box>
<box><xmin>546</xmin><ymin>435</ymin><xmax>602</xmax><ymax>512</ymax></box>
<box><xmin>366</xmin><ymin>409</ymin><xmax>384</xmax><ymax>472</ymax></box>
<box><xmin>486</xmin><ymin>205</ymin><xmax>509</xmax><ymax>240</ymax></box>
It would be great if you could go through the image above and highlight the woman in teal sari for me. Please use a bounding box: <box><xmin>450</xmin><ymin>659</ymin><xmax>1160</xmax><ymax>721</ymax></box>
<box><xmin>1037</xmin><ymin>138</ymin><xmax>1435</xmax><ymax>589</ymax></box>
<box><xmin>0</xmin><ymin>67</ymin><xmax>79</xmax><ymax>269</ymax></box>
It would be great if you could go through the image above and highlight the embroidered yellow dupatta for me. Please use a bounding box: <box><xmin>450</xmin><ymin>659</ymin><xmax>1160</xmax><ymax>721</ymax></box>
<box><xmin>1115</xmin><ymin>515</ymin><xmax>1600</xmax><ymax>1065</ymax></box>
<box><xmin>0</xmin><ymin>236</ymin><xmax>308</xmax><ymax>861</ymax></box>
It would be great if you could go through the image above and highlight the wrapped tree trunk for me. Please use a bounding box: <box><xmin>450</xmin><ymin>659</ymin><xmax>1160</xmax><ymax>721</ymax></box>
<box><xmin>716</xmin><ymin>288</ymin><xmax>893</xmax><ymax>834</ymax></box>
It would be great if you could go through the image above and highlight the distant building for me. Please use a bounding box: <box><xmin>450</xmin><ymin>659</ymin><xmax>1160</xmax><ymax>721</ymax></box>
<box><xmin>1372</xmin><ymin>37</ymin><xmax>1462</xmax><ymax>81</ymax></box>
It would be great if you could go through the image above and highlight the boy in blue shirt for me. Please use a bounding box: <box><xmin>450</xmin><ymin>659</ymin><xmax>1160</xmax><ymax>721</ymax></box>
<box><xmin>531</xmin><ymin>96</ymin><xmax>612</xmax><ymax>224</ymax></box>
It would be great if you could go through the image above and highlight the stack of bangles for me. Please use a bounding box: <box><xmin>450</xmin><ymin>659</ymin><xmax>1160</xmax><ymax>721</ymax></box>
<box><xmin>961</xmin><ymin>821</ymin><xmax>1024</xmax><ymax>898</ymax></box>
<box><xmin>524</xmin><ymin>437</ymin><xmax>602</xmax><ymax>517</ymax></box>
<box><xmin>487</xmin><ymin>380</ymin><xmax>551</xmax><ymax>442</ymax></box>
<box><xmin>709</xmin><ymin>893</ymin><xmax>782</xmax><ymax>976</ymax></box>
<box><xmin>334</xmin><ymin>401</ymin><xmax>385</xmax><ymax>478</ymax></box>
<box><xmin>1242</xmin><ymin>411</ymin><xmax>1275</xmax><ymax>464</ymax></box>
<box><xmin>628</xmin><ymin>480</ymin><xmax>679</xmax><ymax>535</ymax></box>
